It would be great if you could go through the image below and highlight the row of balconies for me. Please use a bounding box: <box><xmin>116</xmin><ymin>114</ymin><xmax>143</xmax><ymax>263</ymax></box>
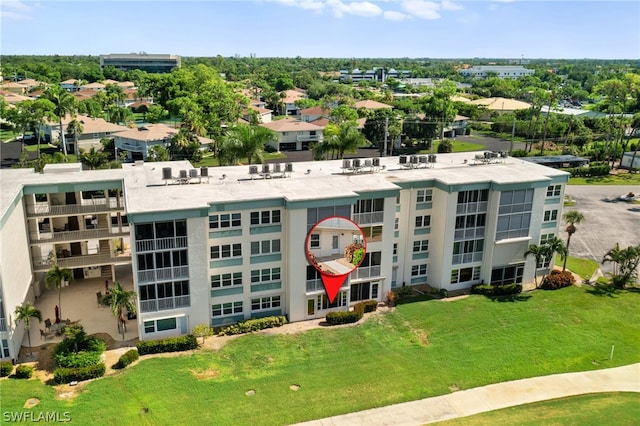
<box><xmin>26</xmin><ymin>198</ymin><xmax>124</xmax><ymax>217</ymax></box>
<box><xmin>32</xmin><ymin>253</ymin><xmax>132</xmax><ymax>271</ymax></box>
<box><xmin>30</xmin><ymin>227</ymin><xmax>130</xmax><ymax>244</ymax></box>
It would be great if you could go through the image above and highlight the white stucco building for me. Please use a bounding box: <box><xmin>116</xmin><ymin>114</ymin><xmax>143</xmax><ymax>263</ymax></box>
<box><xmin>0</xmin><ymin>152</ymin><xmax>569</xmax><ymax>359</ymax></box>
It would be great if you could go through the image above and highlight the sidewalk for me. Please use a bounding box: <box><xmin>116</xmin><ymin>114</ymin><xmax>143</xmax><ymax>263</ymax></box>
<box><xmin>292</xmin><ymin>363</ymin><xmax>640</xmax><ymax>426</ymax></box>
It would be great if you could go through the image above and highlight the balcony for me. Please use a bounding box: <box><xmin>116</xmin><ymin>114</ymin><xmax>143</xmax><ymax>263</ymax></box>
<box><xmin>139</xmin><ymin>295</ymin><xmax>191</xmax><ymax>313</ymax></box>
<box><xmin>30</xmin><ymin>227</ymin><xmax>130</xmax><ymax>244</ymax></box>
<box><xmin>296</xmin><ymin>134</ymin><xmax>320</xmax><ymax>142</ymax></box>
<box><xmin>135</xmin><ymin>236</ymin><xmax>188</xmax><ymax>253</ymax></box>
<box><xmin>137</xmin><ymin>266</ymin><xmax>189</xmax><ymax>284</ymax></box>
<box><xmin>32</xmin><ymin>253</ymin><xmax>132</xmax><ymax>271</ymax></box>
<box><xmin>26</xmin><ymin>198</ymin><xmax>125</xmax><ymax>217</ymax></box>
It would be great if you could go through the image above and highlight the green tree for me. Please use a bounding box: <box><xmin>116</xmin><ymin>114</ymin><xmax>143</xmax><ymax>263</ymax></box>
<box><xmin>147</xmin><ymin>145</ymin><xmax>170</xmax><ymax>162</ymax></box>
<box><xmin>80</xmin><ymin>146</ymin><xmax>108</xmax><ymax>170</ymax></box>
<box><xmin>31</xmin><ymin>98</ymin><xmax>56</xmax><ymax>158</ymax></box>
<box><xmin>562</xmin><ymin>210</ymin><xmax>585</xmax><ymax>272</ymax></box>
<box><xmin>323</xmin><ymin>122</ymin><xmax>368</xmax><ymax>159</ymax></box>
<box><xmin>145</xmin><ymin>104</ymin><xmax>166</xmax><ymax>124</ymax></box>
<box><xmin>524</xmin><ymin>244</ymin><xmax>551</xmax><ymax>288</ymax></box>
<box><xmin>14</xmin><ymin>302</ymin><xmax>42</xmax><ymax>356</ymax></box>
<box><xmin>45</xmin><ymin>264</ymin><xmax>73</xmax><ymax>321</ymax></box>
<box><xmin>43</xmin><ymin>86</ymin><xmax>76</xmax><ymax>158</ymax></box>
<box><xmin>602</xmin><ymin>243</ymin><xmax>640</xmax><ymax>289</ymax></box>
<box><xmin>220</xmin><ymin>124</ymin><xmax>278</xmax><ymax>164</ymax></box>
<box><xmin>66</xmin><ymin>118</ymin><xmax>84</xmax><ymax>155</ymax></box>
<box><xmin>109</xmin><ymin>281</ymin><xmax>137</xmax><ymax>342</ymax></box>
<box><xmin>545</xmin><ymin>236</ymin><xmax>569</xmax><ymax>270</ymax></box>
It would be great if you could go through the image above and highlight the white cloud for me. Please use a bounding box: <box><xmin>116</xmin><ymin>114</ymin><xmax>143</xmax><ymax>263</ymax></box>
<box><xmin>401</xmin><ymin>0</ymin><xmax>441</xmax><ymax>20</ymax></box>
<box><xmin>441</xmin><ymin>0</ymin><xmax>463</xmax><ymax>11</ymax></box>
<box><xmin>0</xmin><ymin>0</ymin><xmax>36</xmax><ymax>20</ymax></box>
<box><xmin>326</xmin><ymin>0</ymin><xmax>383</xmax><ymax>18</ymax></box>
<box><xmin>267</xmin><ymin>0</ymin><xmax>326</xmax><ymax>13</ymax></box>
<box><xmin>383</xmin><ymin>10</ymin><xmax>411</xmax><ymax>21</ymax></box>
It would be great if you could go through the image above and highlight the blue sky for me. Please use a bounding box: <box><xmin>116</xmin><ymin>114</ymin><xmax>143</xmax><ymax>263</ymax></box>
<box><xmin>1</xmin><ymin>0</ymin><xmax>639</xmax><ymax>59</ymax></box>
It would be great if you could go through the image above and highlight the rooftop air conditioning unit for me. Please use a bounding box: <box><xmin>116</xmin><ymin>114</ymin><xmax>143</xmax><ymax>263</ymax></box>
<box><xmin>352</xmin><ymin>159</ymin><xmax>361</xmax><ymax>168</ymax></box>
<box><xmin>200</xmin><ymin>167</ymin><xmax>209</xmax><ymax>177</ymax></box>
<box><xmin>419</xmin><ymin>155</ymin><xmax>427</xmax><ymax>163</ymax></box>
<box><xmin>273</xmin><ymin>163</ymin><xmax>282</xmax><ymax>173</ymax></box>
<box><xmin>343</xmin><ymin>159</ymin><xmax>352</xmax><ymax>169</ymax></box>
<box><xmin>162</xmin><ymin>167</ymin><xmax>172</xmax><ymax>180</ymax></box>
<box><xmin>399</xmin><ymin>155</ymin><xmax>408</xmax><ymax>164</ymax></box>
<box><xmin>249</xmin><ymin>165</ymin><xmax>259</xmax><ymax>175</ymax></box>
<box><xmin>364</xmin><ymin>159</ymin><xmax>372</xmax><ymax>167</ymax></box>
<box><xmin>372</xmin><ymin>158</ymin><xmax>380</xmax><ymax>167</ymax></box>
<box><xmin>285</xmin><ymin>163</ymin><xmax>293</xmax><ymax>172</ymax></box>
<box><xmin>262</xmin><ymin>164</ymin><xmax>271</xmax><ymax>174</ymax></box>
<box><xmin>189</xmin><ymin>169</ymin><xmax>198</xmax><ymax>178</ymax></box>
<box><xmin>428</xmin><ymin>154</ymin><xmax>437</xmax><ymax>163</ymax></box>
<box><xmin>179</xmin><ymin>170</ymin><xmax>188</xmax><ymax>179</ymax></box>
<box><xmin>410</xmin><ymin>155</ymin><xmax>418</xmax><ymax>164</ymax></box>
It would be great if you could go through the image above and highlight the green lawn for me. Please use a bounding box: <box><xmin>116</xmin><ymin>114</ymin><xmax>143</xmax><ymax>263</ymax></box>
<box><xmin>2</xmin><ymin>286</ymin><xmax>638</xmax><ymax>425</ymax></box>
<box><xmin>417</xmin><ymin>140</ymin><xmax>485</xmax><ymax>154</ymax></box>
<box><xmin>436</xmin><ymin>392</ymin><xmax>640</xmax><ymax>426</ymax></box>
<box><xmin>555</xmin><ymin>256</ymin><xmax>600</xmax><ymax>280</ymax></box>
<box><xmin>569</xmin><ymin>173</ymin><xmax>640</xmax><ymax>185</ymax></box>
<box><xmin>1</xmin><ymin>128</ymin><xmax>20</xmax><ymax>142</ymax></box>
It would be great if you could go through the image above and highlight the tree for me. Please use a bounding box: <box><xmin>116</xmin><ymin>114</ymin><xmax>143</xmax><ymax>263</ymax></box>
<box><xmin>524</xmin><ymin>244</ymin><xmax>548</xmax><ymax>288</ymax></box>
<box><xmin>31</xmin><ymin>98</ymin><xmax>56</xmax><ymax>158</ymax></box>
<box><xmin>220</xmin><ymin>124</ymin><xmax>278</xmax><ymax>165</ymax></box>
<box><xmin>602</xmin><ymin>243</ymin><xmax>640</xmax><ymax>288</ymax></box>
<box><xmin>66</xmin><ymin>118</ymin><xmax>84</xmax><ymax>155</ymax></box>
<box><xmin>147</xmin><ymin>145</ymin><xmax>170</xmax><ymax>162</ymax></box>
<box><xmin>80</xmin><ymin>146</ymin><xmax>108</xmax><ymax>170</ymax></box>
<box><xmin>562</xmin><ymin>210</ymin><xmax>585</xmax><ymax>272</ymax></box>
<box><xmin>191</xmin><ymin>324</ymin><xmax>214</xmax><ymax>344</ymax></box>
<box><xmin>14</xmin><ymin>302</ymin><xmax>42</xmax><ymax>356</ymax></box>
<box><xmin>43</xmin><ymin>86</ymin><xmax>76</xmax><ymax>158</ymax></box>
<box><xmin>545</xmin><ymin>236</ymin><xmax>569</xmax><ymax>269</ymax></box>
<box><xmin>45</xmin><ymin>265</ymin><xmax>73</xmax><ymax>321</ymax></box>
<box><xmin>109</xmin><ymin>281</ymin><xmax>137</xmax><ymax>341</ymax></box>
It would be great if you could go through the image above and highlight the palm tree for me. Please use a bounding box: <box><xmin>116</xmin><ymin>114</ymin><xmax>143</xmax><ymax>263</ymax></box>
<box><xmin>324</xmin><ymin>122</ymin><xmax>368</xmax><ymax>159</ymax></box>
<box><xmin>14</xmin><ymin>302</ymin><xmax>42</xmax><ymax>356</ymax></box>
<box><xmin>80</xmin><ymin>146</ymin><xmax>108</xmax><ymax>170</ymax></box>
<box><xmin>524</xmin><ymin>244</ymin><xmax>548</xmax><ymax>288</ymax></box>
<box><xmin>45</xmin><ymin>264</ymin><xmax>73</xmax><ymax>321</ymax></box>
<box><xmin>602</xmin><ymin>243</ymin><xmax>640</xmax><ymax>288</ymax></box>
<box><xmin>66</xmin><ymin>118</ymin><xmax>84</xmax><ymax>155</ymax></box>
<box><xmin>43</xmin><ymin>87</ymin><xmax>76</xmax><ymax>158</ymax></box>
<box><xmin>545</xmin><ymin>236</ymin><xmax>569</xmax><ymax>270</ymax></box>
<box><xmin>222</xmin><ymin>124</ymin><xmax>278</xmax><ymax>165</ymax></box>
<box><xmin>109</xmin><ymin>281</ymin><xmax>137</xmax><ymax>341</ymax></box>
<box><xmin>562</xmin><ymin>210</ymin><xmax>585</xmax><ymax>272</ymax></box>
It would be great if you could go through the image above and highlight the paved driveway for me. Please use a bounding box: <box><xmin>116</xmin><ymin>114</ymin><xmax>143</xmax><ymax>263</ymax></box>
<box><xmin>562</xmin><ymin>185</ymin><xmax>640</xmax><ymax>275</ymax></box>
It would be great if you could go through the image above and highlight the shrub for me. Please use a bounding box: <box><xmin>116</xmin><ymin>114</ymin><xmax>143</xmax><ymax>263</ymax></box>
<box><xmin>54</xmin><ymin>363</ymin><xmax>105</xmax><ymax>384</ymax></box>
<box><xmin>511</xmin><ymin>149</ymin><xmax>528</xmax><ymax>157</ymax></box>
<box><xmin>386</xmin><ymin>290</ymin><xmax>396</xmax><ymax>306</ymax></box>
<box><xmin>360</xmin><ymin>300</ymin><xmax>378</xmax><ymax>313</ymax></box>
<box><xmin>0</xmin><ymin>361</ymin><xmax>13</xmax><ymax>377</ymax></box>
<box><xmin>113</xmin><ymin>349</ymin><xmax>139</xmax><ymax>369</ymax></box>
<box><xmin>54</xmin><ymin>351</ymin><xmax>102</xmax><ymax>369</ymax></box>
<box><xmin>397</xmin><ymin>286</ymin><xmax>412</xmax><ymax>298</ymax></box>
<box><xmin>326</xmin><ymin>310</ymin><xmax>362</xmax><ymax>325</ymax></box>
<box><xmin>14</xmin><ymin>365</ymin><xmax>33</xmax><ymax>379</ymax></box>
<box><xmin>439</xmin><ymin>288</ymin><xmax>449</xmax><ymax>298</ymax></box>
<box><xmin>471</xmin><ymin>283</ymin><xmax>522</xmax><ymax>296</ymax></box>
<box><xmin>218</xmin><ymin>316</ymin><xmax>287</xmax><ymax>336</ymax></box>
<box><xmin>541</xmin><ymin>270</ymin><xmax>576</xmax><ymax>290</ymax></box>
<box><xmin>136</xmin><ymin>335</ymin><xmax>198</xmax><ymax>355</ymax></box>
<box><xmin>566</xmin><ymin>164</ymin><xmax>610</xmax><ymax>178</ymax></box>
<box><xmin>438</xmin><ymin>140</ymin><xmax>453</xmax><ymax>153</ymax></box>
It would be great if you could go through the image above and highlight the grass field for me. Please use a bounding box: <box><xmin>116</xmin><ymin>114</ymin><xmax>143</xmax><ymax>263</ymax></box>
<box><xmin>568</xmin><ymin>173</ymin><xmax>640</xmax><ymax>185</ymax></box>
<box><xmin>555</xmin><ymin>256</ymin><xmax>600</xmax><ymax>280</ymax></box>
<box><xmin>1</xmin><ymin>286</ymin><xmax>638</xmax><ymax>425</ymax></box>
<box><xmin>436</xmin><ymin>392</ymin><xmax>640</xmax><ymax>426</ymax></box>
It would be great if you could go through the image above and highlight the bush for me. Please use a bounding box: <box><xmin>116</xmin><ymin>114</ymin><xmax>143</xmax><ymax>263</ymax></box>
<box><xmin>511</xmin><ymin>149</ymin><xmax>528</xmax><ymax>157</ymax></box>
<box><xmin>54</xmin><ymin>363</ymin><xmax>105</xmax><ymax>384</ymax></box>
<box><xmin>0</xmin><ymin>361</ymin><xmax>13</xmax><ymax>377</ymax></box>
<box><xmin>437</xmin><ymin>140</ymin><xmax>453</xmax><ymax>153</ymax></box>
<box><xmin>439</xmin><ymin>288</ymin><xmax>449</xmax><ymax>298</ymax></box>
<box><xmin>136</xmin><ymin>335</ymin><xmax>198</xmax><ymax>355</ymax></box>
<box><xmin>541</xmin><ymin>270</ymin><xmax>576</xmax><ymax>290</ymax></box>
<box><xmin>113</xmin><ymin>349</ymin><xmax>139</xmax><ymax>369</ymax></box>
<box><xmin>14</xmin><ymin>365</ymin><xmax>33</xmax><ymax>379</ymax></box>
<box><xmin>566</xmin><ymin>164</ymin><xmax>610</xmax><ymax>178</ymax></box>
<box><xmin>326</xmin><ymin>310</ymin><xmax>362</xmax><ymax>325</ymax></box>
<box><xmin>360</xmin><ymin>300</ymin><xmax>378</xmax><ymax>313</ymax></box>
<box><xmin>471</xmin><ymin>283</ymin><xmax>523</xmax><ymax>296</ymax></box>
<box><xmin>54</xmin><ymin>351</ymin><xmax>102</xmax><ymax>369</ymax></box>
<box><xmin>218</xmin><ymin>316</ymin><xmax>287</xmax><ymax>336</ymax></box>
<box><xmin>397</xmin><ymin>286</ymin><xmax>412</xmax><ymax>298</ymax></box>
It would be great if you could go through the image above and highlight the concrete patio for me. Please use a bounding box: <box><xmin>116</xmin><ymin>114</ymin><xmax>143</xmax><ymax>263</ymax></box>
<box><xmin>23</xmin><ymin>264</ymin><xmax>138</xmax><ymax>351</ymax></box>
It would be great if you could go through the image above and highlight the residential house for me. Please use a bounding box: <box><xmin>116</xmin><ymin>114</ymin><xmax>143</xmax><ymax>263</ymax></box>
<box><xmin>113</xmin><ymin>123</ymin><xmax>178</xmax><ymax>161</ymax></box>
<box><xmin>40</xmin><ymin>114</ymin><xmax>130</xmax><ymax>153</ymax></box>
<box><xmin>259</xmin><ymin>117</ymin><xmax>324</xmax><ymax>151</ymax></box>
<box><xmin>282</xmin><ymin>89</ymin><xmax>307</xmax><ymax>116</ymax></box>
<box><xmin>300</xmin><ymin>106</ymin><xmax>329</xmax><ymax>123</ymax></box>
<box><xmin>470</xmin><ymin>97</ymin><xmax>531</xmax><ymax>121</ymax></box>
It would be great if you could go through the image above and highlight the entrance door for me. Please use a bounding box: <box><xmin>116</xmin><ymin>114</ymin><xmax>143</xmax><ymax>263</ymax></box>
<box><xmin>307</xmin><ymin>299</ymin><xmax>315</xmax><ymax>317</ymax></box>
<box><xmin>332</xmin><ymin>235</ymin><xmax>339</xmax><ymax>255</ymax></box>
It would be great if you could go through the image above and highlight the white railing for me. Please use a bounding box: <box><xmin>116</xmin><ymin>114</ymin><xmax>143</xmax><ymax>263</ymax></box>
<box><xmin>30</xmin><ymin>227</ymin><xmax>128</xmax><ymax>243</ymax></box>
<box><xmin>353</xmin><ymin>211</ymin><xmax>384</xmax><ymax>225</ymax></box>
<box><xmin>32</xmin><ymin>254</ymin><xmax>132</xmax><ymax>271</ymax></box>
<box><xmin>353</xmin><ymin>266</ymin><xmax>381</xmax><ymax>280</ymax></box>
<box><xmin>136</xmin><ymin>236</ymin><xmax>188</xmax><ymax>252</ymax></box>
<box><xmin>140</xmin><ymin>300</ymin><xmax>157</xmax><ymax>313</ymax></box>
<box><xmin>137</xmin><ymin>266</ymin><xmax>189</xmax><ymax>284</ymax></box>
<box><xmin>306</xmin><ymin>278</ymin><xmax>324</xmax><ymax>292</ymax></box>
<box><xmin>175</xmin><ymin>295</ymin><xmax>190</xmax><ymax>308</ymax></box>
<box><xmin>26</xmin><ymin>200</ymin><xmax>125</xmax><ymax>217</ymax></box>
<box><xmin>140</xmin><ymin>295</ymin><xmax>190</xmax><ymax>313</ymax></box>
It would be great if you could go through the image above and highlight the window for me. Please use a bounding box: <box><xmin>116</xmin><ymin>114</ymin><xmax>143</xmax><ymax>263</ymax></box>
<box><xmin>415</xmin><ymin>215</ymin><xmax>431</xmax><ymax>228</ymax></box>
<box><xmin>394</xmin><ymin>217</ymin><xmax>399</xmax><ymax>230</ymax></box>
<box><xmin>1</xmin><ymin>339</ymin><xmax>9</xmax><ymax>358</ymax></box>
<box><xmin>361</xmin><ymin>225</ymin><xmax>383</xmax><ymax>242</ymax></box>
<box><xmin>212</xmin><ymin>301</ymin><xmax>243</xmax><ymax>317</ymax></box>
<box><xmin>250</xmin><ymin>210</ymin><xmax>281</xmax><ymax>225</ymax></box>
<box><xmin>411</xmin><ymin>264</ymin><xmax>428</xmax><ymax>277</ymax></box>
<box><xmin>546</xmin><ymin>185</ymin><xmax>562</xmax><ymax>197</ymax></box>
<box><xmin>417</xmin><ymin>189</ymin><xmax>432</xmax><ymax>203</ymax></box>
<box><xmin>452</xmin><ymin>239</ymin><xmax>484</xmax><ymax>264</ymax></box>
<box><xmin>210</xmin><ymin>244</ymin><xmax>242</xmax><ymax>259</ymax></box>
<box><xmin>251</xmin><ymin>296</ymin><xmax>281</xmax><ymax>311</ymax></box>
<box><xmin>451</xmin><ymin>266</ymin><xmax>481</xmax><ymax>284</ymax></box>
<box><xmin>393</xmin><ymin>243</ymin><xmax>398</xmax><ymax>256</ymax></box>
<box><xmin>496</xmin><ymin>189</ymin><xmax>533</xmax><ymax>240</ymax></box>
<box><xmin>310</xmin><ymin>234</ymin><xmax>320</xmax><ymax>248</ymax></box>
<box><xmin>540</xmin><ymin>233</ymin><xmax>555</xmax><ymax>245</ymax></box>
<box><xmin>251</xmin><ymin>267</ymin><xmax>281</xmax><ymax>283</ymax></box>
<box><xmin>350</xmin><ymin>282</ymin><xmax>379</xmax><ymax>302</ymax></box>
<box><xmin>209</xmin><ymin>213</ymin><xmax>241</xmax><ymax>229</ymax></box>
<box><xmin>250</xmin><ymin>239</ymin><xmax>281</xmax><ymax>255</ymax></box>
<box><xmin>143</xmin><ymin>317</ymin><xmax>178</xmax><ymax>334</ymax></box>
<box><xmin>544</xmin><ymin>210</ymin><xmax>558</xmax><ymax>222</ymax></box>
<box><xmin>317</xmin><ymin>292</ymin><xmax>347</xmax><ymax>310</ymax></box>
<box><xmin>353</xmin><ymin>198</ymin><xmax>384</xmax><ymax>224</ymax></box>
<box><xmin>491</xmin><ymin>264</ymin><xmax>525</xmax><ymax>286</ymax></box>
<box><xmin>211</xmin><ymin>272</ymin><xmax>243</xmax><ymax>288</ymax></box>
<box><xmin>413</xmin><ymin>240</ymin><xmax>429</xmax><ymax>252</ymax></box>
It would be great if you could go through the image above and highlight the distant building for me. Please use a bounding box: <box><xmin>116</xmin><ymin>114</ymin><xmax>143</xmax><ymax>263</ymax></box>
<box><xmin>340</xmin><ymin>68</ymin><xmax>410</xmax><ymax>83</ymax></box>
<box><xmin>100</xmin><ymin>53</ymin><xmax>181</xmax><ymax>73</ymax></box>
<box><xmin>460</xmin><ymin>66</ymin><xmax>534</xmax><ymax>80</ymax></box>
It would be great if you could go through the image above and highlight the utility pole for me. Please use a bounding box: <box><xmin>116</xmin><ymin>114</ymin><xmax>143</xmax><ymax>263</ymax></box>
<box><xmin>382</xmin><ymin>116</ymin><xmax>389</xmax><ymax>157</ymax></box>
<box><xmin>510</xmin><ymin>116</ymin><xmax>516</xmax><ymax>155</ymax></box>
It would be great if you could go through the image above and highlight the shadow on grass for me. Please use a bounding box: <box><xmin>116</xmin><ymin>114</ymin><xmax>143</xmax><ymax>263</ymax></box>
<box><xmin>585</xmin><ymin>283</ymin><xmax>622</xmax><ymax>297</ymax></box>
<box><xmin>394</xmin><ymin>294</ymin><xmax>438</xmax><ymax>306</ymax></box>
<box><xmin>488</xmin><ymin>294</ymin><xmax>532</xmax><ymax>303</ymax></box>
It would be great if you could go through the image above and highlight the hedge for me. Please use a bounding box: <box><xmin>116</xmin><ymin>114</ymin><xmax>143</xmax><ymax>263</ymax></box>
<box><xmin>326</xmin><ymin>310</ymin><xmax>361</xmax><ymax>325</ymax></box>
<box><xmin>54</xmin><ymin>351</ymin><xmax>102</xmax><ymax>369</ymax></box>
<box><xmin>218</xmin><ymin>316</ymin><xmax>287</xmax><ymax>336</ymax></box>
<box><xmin>54</xmin><ymin>363</ymin><xmax>106</xmax><ymax>384</ymax></box>
<box><xmin>471</xmin><ymin>283</ymin><xmax>523</xmax><ymax>296</ymax></box>
<box><xmin>360</xmin><ymin>300</ymin><xmax>378</xmax><ymax>313</ymax></box>
<box><xmin>113</xmin><ymin>349</ymin><xmax>139</xmax><ymax>369</ymax></box>
<box><xmin>566</xmin><ymin>164</ymin><xmax>610</xmax><ymax>177</ymax></box>
<box><xmin>0</xmin><ymin>361</ymin><xmax>13</xmax><ymax>377</ymax></box>
<box><xmin>541</xmin><ymin>270</ymin><xmax>575</xmax><ymax>290</ymax></box>
<box><xmin>136</xmin><ymin>335</ymin><xmax>198</xmax><ymax>355</ymax></box>
<box><xmin>15</xmin><ymin>365</ymin><xmax>33</xmax><ymax>379</ymax></box>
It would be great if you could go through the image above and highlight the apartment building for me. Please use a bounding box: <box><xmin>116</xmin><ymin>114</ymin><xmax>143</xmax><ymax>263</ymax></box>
<box><xmin>0</xmin><ymin>152</ymin><xmax>568</xmax><ymax>359</ymax></box>
<box><xmin>460</xmin><ymin>66</ymin><xmax>535</xmax><ymax>79</ymax></box>
<box><xmin>99</xmin><ymin>53</ymin><xmax>181</xmax><ymax>73</ymax></box>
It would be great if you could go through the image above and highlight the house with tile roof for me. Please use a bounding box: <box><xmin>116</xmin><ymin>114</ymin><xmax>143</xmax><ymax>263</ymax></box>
<box><xmin>259</xmin><ymin>117</ymin><xmax>324</xmax><ymax>151</ymax></box>
<box><xmin>40</xmin><ymin>114</ymin><xmax>130</xmax><ymax>153</ymax></box>
<box><xmin>282</xmin><ymin>89</ymin><xmax>307</xmax><ymax>116</ymax></box>
<box><xmin>354</xmin><ymin>100</ymin><xmax>393</xmax><ymax>110</ymax></box>
<box><xmin>471</xmin><ymin>97</ymin><xmax>531</xmax><ymax>121</ymax></box>
<box><xmin>113</xmin><ymin>123</ymin><xmax>178</xmax><ymax>161</ymax></box>
<box><xmin>300</xmin><ymin>106</ymin><xmax>329</xmax><ymax>123</ymax></box>
<box><xmin>241</xmin><ymin>104</ymin><xmax>273</xmax><ymax>124</ymax></box>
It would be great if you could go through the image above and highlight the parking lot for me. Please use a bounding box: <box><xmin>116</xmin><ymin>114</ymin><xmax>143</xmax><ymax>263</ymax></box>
<box><xmin>562</xmin><ymin>185</ymin><xmax>640</xmax><ymax>275</ymax></box>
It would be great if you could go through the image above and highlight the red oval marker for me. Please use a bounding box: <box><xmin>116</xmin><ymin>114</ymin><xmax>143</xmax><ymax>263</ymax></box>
<box><xmin>305</xmin><ymin>216</ymin><xmax>367</xmax><ymax>303</ymax></box>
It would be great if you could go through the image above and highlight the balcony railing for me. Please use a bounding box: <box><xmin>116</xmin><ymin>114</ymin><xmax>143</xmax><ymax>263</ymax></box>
<box><xmin>306</xmin><ymin>278</ymin><xmax>324</xmax><ymax>292</ymax></box>
<box><xmin>26</xmin><ymin>199</ymin><xmax>124</xmax><ymax>217</ymax></box>
<box><xmin>30</xmin><ymin>227</ymin><xmax>129</xmax><ymax>243</ymax></box>
<box><xmin>0</xmin><ymin>318</ymin><xmax>6</xmax><ymax>332</ymax></box>
<box><xmin>352</xmin><ymin>212</ymin><xmax>384</xmax><ymax>225</ymax></box>
<box><xmin>352</xmin><ymin>266</ymin><xmax>382</xmax><ymax>280</ymax></box>
<box><xmin>135</xmin><ymin>236</ymin><xmax>188</xmax><ymax>253</ymax></box>
<box><xmin>140</xmin><ymin>295</ymin><xmax>191</xmax><ymax>313</ymax></box>
<box><xmin>32</xmin><ymin>253</ymin><xmax>132</xmax><ymax>271</ymax></box>
<box><xmin>137</xmin><ymin>266</ymin><xmax>189</xmax><ymax>284</ymax></box>
<box><xmin>296</xmin><ymin>134</ymin><xmax>320</xmax><ymax>142</ymax></box>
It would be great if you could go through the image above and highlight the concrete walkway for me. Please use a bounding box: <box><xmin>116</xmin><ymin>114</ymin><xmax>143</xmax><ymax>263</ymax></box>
<box><xmin>292</xmin><ymin>363</ymin><xmax>640</xmax><ymax>426</ymax></box>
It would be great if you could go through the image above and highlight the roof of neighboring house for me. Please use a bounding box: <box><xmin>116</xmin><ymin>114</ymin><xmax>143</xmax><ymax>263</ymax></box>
<box><xmin>260</xmin><ymin>117</ymin><xmax>324</xmax><ymax>132</ymax></box>
<box><xmin>1</xmin><ymin>92</ymin><xmax>34</xmax><ymax>104</ymax></box>
<box><xmin>128</xmin><ymin>101</ymin><xmax>153</xmax><ymax>109</ymax></box>
<box><xmin>470</xmin><ymin>97</ymin><xmax>531</xmax><ymax>110</ymax></box>
<box><xmin>354</xmin><ymin>100</ymin><xmax>393</xmax><ymax>110</ymax></box>
<box><xmin>310</xmin><ymin>117</ymin><xmax>330</xmax><ymax>127</ymax></box>
<box><xmin>113</xmin><ymin>123</ymin><xmax>178</xmax><ymax>142</ymax></box>
<box><xmin>61</xmin><ymin>79</ymin><xmax>81</xmax><ymax>85</ymax></box>
<box><xmin>123</xmin><ymin>88</ymin><xmax>138</xmax><ymax>100</ymax></box>
<box><xmin>117</xmin><ymin>81</ymin><xmax>136</xmax><ymax>88</ymax></box>
<box><xmin>452</xmin><ymin>95</ymin><xmax>473</xmax><ymax>104</ymax></box>
<box><xmin>72</xmin><ymin>90</ymin><xmax>96</xmax><ymax>101</ymax></box>
<box><xmin>82</xmin><ymin>82</ymin><xmax>106</xmax><ymax>90</ymax></box>
<box><xmin>282</xmin><ymin>89</ymin><xmax>306</xmax><ymax>104</ymax></box>
<box><xmin>454</xmin><ymin>115</ymin><xmax>470</xmax><ymax>121</ymax></box>
<box><xmin>248</xmin><ymin>104</ymin><xmax>272</xmax><ymax>114</ymax></box>
<box><xmin>45</xmin><ymin>114</ymin><xmax>130</xmax><ymax>134</ymax></box>
<box><xmin>300</xmin><ymin>106</ymin><xmax>328</xmax><ymax>115</ymax></box>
